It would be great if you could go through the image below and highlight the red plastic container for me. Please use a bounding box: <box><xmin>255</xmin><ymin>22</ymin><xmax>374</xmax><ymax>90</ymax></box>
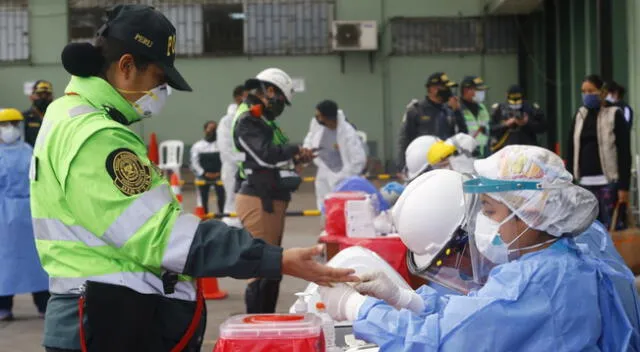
<box><xmin>214</xmin><ymin>314</ymin><xmax>325</xmax><ymax>352</ymax></box>
<box><xmin>324</xmin><ymin>191</ymin><xmax>368</xmax><ymax>237</ymax></box>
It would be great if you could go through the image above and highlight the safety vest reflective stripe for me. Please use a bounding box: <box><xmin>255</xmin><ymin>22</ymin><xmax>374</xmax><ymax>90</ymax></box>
<box><xmin>34</xmin><ymin>218</ymin><xmax>108</xmax><ymax>247</ymax></box>
<box><xmin>68</xmin><ymin>105</ymin><xmax>99</xmax><ymax>118</ymax></box>
<box><xmin>103</xmin><ymin>185</ymin><xmax>173</xmax><ymax>247</ymax></box>
<box><xmin>49</xmin><ymin>272</ymin><xmax>197</xmax><ymax>301</ymax></box>
<box><xmin>237</xmin><ymin>136</ymin><xmax>290</xmax><ymax>169</ymax></box>
<box><xmin>35</xmin><ymin>207</ymin><xmax>199</xmax><ymax>275</ymax></box>
<box><xmin>35</xmin><ymin>106</ymin><xmax>100</xmax><ymax>153</ymax></box>
<box><xmin>33</xmin><ymin>184</ymin><xmax>173</xmax><ymax>248</ymax></box>
<box><xmin>161</xmin><ymin>213</ymin><xmax>201</xmax><ymax>273</ymax></box>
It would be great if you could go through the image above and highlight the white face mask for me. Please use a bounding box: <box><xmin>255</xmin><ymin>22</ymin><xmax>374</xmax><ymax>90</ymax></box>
<box><xmin>605</xmin><ymin>94</ymin><xmax>617</xmax><ymax>103</ymax></box>
<box><xmin>0</xmin><ymin>125</ymin><xmax>21</xmax><ymax>144</ymax></box>
<box><xmin>449</xmin><ymin>155</ymin><xmax>475</xmax><ymax>174</ymax></box>
<box><xmin>473</xmin><ymin>90</ymin><xmax>486</xmax><ymax>104</ymax></box>
<box><xmin>508</xmin><ymin>104</ymin><xmax>522</xmax><ymax>110</ymax></box>
<box><xmin>474</xmin><ymin>212</ymin><xmax>557</xmax><ymax>264</ymax></box>
<box><xmin>130</xmin><ymin>84</ymin><xmax>169</xmax><ymax>118</ymax></box>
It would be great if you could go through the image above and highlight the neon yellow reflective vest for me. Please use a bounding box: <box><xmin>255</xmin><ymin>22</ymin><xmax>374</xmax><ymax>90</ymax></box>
<box><xmin>30</xmin><ymin>76</ymin><xmax>199</xmax><ymax>301</ymax></box>
<box><xmin>462</xmin><ymin>103</ymin><xmax>490</xmax><ymax>156</ymax></box>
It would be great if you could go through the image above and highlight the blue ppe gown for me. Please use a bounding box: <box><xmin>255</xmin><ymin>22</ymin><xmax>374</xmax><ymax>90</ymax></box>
<box><xmin>353</xmin><ymin>238</ymin><xmax>633</xmax><ymax>351</ymax></box>
<box><xmin>0</xmin><ymin>141</ymin><xmax>49</xmax><ymax>296</ymax></box>
<box><xmin>574</xmin><ymin>221</ymin><xmax>640</xmax><ymax>351</ymax></box>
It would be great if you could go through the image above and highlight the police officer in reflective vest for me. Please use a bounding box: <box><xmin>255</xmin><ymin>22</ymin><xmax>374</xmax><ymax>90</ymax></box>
<box><xmin>232</xmin><ymin>68</ymin><xmax>316</xmax><ymax>314</ymax></box>
<box><xmin>459</xmin><ymin>76</ymin><xmax>490</xmax><ymax>157</ymax></box>
<box><xmin>397</xmin><ymin>72</ymin><xmax>468</xmax><ymax>172</ymax></box>
<box><xmin>490</xmin><ymin>85</ymin><xmax>547</xmax><ymax>153</ymax></box>
<box><xmin>30</xmin><ymin>6</ymin><xmax>355</xmax><ymax>352</ymax></box>
<box><xmin>22</xmin><ymin>80</ymin><xmax>54</xmax><ymax>147</ymax></box>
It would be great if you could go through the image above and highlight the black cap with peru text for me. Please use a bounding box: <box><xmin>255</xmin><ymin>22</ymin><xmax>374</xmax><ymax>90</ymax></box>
<box><xmin>97</xmin><ymin>4</ymin><xmax>191</xmax><ymax>91</ymax></box>
<box><xmin>426</xmin><ymin>72</ymin><xmax>458</xmax><ymax>88</ymax></box>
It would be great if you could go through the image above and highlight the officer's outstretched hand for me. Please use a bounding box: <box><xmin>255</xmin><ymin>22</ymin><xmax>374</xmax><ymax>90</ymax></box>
<box><xmin>282</xmin><ymin>245</ymin><xmax>359</xmax><ymax>286</ymax></box>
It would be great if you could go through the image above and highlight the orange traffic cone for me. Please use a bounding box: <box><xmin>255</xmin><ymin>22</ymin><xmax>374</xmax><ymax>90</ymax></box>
<box><xmin>148</xmin><ymin>132</ymin><xmax>159</xmax><ymax>165</ymax></box>
<box><xmin>170</xmin><ymin>173</ymin><xmax>183</xmax><ymax>205</ymax></box>
<box><xmin>201</xmin><ymin>277</ymin><xmax>227</xmax><ymax>300</ymax></box>
<box><xmin>194</xmin><ymin>183</ymin><xmax>206</xmax><ymax>219</ymax></box>
<box><xmin>194</xmin><ymin>206</ymin><xmax>206</xmax><ymax>219</ymax></box>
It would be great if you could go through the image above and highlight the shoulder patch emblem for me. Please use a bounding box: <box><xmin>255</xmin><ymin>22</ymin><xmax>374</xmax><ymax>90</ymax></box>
<box><xmin>106</xmin><ymin>148</ymin><xmax>152</xmax><ymax>196</ymax></box>
<box><xmin>533</xmin><ymin>103</ymin><xmax>540</xmax><ymax>109</ymax></box>
<box><xmin>421</xmin><ymin>115</ymin><xmax>431</xmax><ymax>121</ymax></box>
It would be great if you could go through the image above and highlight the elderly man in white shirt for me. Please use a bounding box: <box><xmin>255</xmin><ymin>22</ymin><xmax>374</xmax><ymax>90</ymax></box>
<box><xmin>303</xmin><ymin>100</ymin><xmax>367</xmax><ymax>212</ymax></box>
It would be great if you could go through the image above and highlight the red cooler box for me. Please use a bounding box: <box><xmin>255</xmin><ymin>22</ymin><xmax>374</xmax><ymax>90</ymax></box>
<box><xmin>324</xmin><ymin>191</ymin><xmax>368</xmax><ymax>237</ymax></box>
<box><xmin>214</xmin><ymin>314</ymin><xmax>325</xmax><ymax>352</ymax></box>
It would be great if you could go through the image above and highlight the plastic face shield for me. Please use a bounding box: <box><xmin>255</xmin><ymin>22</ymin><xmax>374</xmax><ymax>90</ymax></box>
<box><xmin>462</xmin><ymin>177</ymin><xmax>566</xmax><ymax>284</ymax></box>
<box><xmin>405</xmin><ymin>172</ymin><xmax>481</xmax><ymax>294</ymax></box>
<box><xmin>407</xmin><ymin>227</ymin><xmax>481</xmax><ymax>295</ymax></box>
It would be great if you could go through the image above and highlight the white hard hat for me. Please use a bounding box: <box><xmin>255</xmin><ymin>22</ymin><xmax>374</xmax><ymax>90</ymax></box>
<box><xmin>444</xmin><ymin>133</ymin><xmax>479</xmax><ymax>174</ymax></box>
<box><xmin>405</xmin><ymin>135</ymin><xmax>440</xmax><ymax>181</ymax></box>
<box><xmin>392</xmin><ymin>169</ymin><xmax>469</xmax><ymax>268</ymax></box>
<box><xmin>445</xmin><ymin>133</ymin><xmax>478</xmax><ymax>156</ymax></box>
<box><xmin>245</xmin><ymin>68</ymin><xmax>294</xmax><ymax>105</ymax></box>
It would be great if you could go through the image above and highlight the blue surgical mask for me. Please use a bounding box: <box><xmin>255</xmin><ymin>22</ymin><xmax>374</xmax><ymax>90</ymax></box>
<box><xmin>582</xmin><ymin>93</ymin><xmax>601</xmax><ymax>109</ymax></box>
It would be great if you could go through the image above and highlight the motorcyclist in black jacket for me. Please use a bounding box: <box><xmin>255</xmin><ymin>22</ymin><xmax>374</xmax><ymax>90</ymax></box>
<box><xmin>232</xmin><ymin>68</ymin><xmax>315</xmax><ymax>314</ymax></box>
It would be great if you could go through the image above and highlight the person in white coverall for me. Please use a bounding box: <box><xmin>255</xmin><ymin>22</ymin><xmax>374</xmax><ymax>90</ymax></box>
<box><xmin>303</xmin><ymin>100</ymin><xmax>367</xmax><ymax>212</ymax></box>
<box><xmin>217</xmin><ymin>85</ymin><xmax>247</xmax><ymax>226</ymax></box>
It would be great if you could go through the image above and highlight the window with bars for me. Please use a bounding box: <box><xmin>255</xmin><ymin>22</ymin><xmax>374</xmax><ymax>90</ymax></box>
<box><xmin>68</xmin><ymin>0</ymin><xmax>334</xmax><ymax>57</ymax></box>
<box><xmin>390</xmin><ymin>16</ymin><xmax>517</xmax><ymax>56</ymax></box>
<box><xmin>0</xmin><ymin>0</ymin><xmax>29</xmax><ymax>62</ymax></box>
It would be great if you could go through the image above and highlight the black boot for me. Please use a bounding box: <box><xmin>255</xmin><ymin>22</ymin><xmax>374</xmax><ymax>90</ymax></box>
<box><xmin>245</xmin><ymin>278</ymin><xmax>282</xmax><ymax>314</ymax></box>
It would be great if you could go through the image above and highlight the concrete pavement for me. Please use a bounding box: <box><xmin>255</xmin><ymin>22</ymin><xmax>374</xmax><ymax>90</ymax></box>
<box><xmin>0</xmin><ymin>182</ymin><xmax>323</xmax><ymax>352</ymax></box>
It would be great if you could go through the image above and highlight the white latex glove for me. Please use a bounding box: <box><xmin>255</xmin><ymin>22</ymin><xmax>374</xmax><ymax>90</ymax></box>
<box><xmin>354</xmin><ymin>271</ymin><xmax>425</xmax><ymax>314</ymax></box>
<box><xmin>318</xmin><ymin>283</ymin><xmax>367</xmax><ymax>322</ymax></box>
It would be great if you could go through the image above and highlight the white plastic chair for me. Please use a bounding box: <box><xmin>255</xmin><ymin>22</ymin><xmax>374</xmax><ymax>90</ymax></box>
<box><xmin>356</xmin><ymin>130</ymin><xmax>368</xmax><ymax>144</ymax></box>
<box><xmin>158</xmin><ymin>139</ymin><xmax>184</xmax><ymax>179</ymax></box>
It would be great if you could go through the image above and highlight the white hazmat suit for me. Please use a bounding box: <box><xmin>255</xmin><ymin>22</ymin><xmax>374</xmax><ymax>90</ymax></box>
<box><xmin>216</xmin><ymin>103</ymin><xmax>244</xmax><ymax>227</ymax></box>
<box><xmin>303</xmin><ymin>110</ymin><xmax>367</xmax><ymax>211</ymax></box>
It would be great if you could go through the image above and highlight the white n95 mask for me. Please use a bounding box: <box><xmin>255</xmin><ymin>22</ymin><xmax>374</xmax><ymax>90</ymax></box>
<box><xmin>474</xmin><ymin>212</ymin><xmax>556</xmax><ymax>264</ymax></box>
<box><xmin>473</xmin><ymin>90</ymin><xmax>486</xmax><ymax>104</ymax></box>
<box><xmin>0</xmin><ymin>125</ymin><xmax>21</xmax><ymax>144</ymax></box>
<box><xmin>120</xmin><ymin>84</ymin><xmax>169</xmax><ymax>118</ymax></box>
<box><xmin>474</xmin><ymin>212</ymin><xmax>523</xmax><ymax>264</ymax></box>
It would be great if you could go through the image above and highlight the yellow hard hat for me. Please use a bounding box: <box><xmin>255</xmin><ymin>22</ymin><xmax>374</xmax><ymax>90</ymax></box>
<box><xmin>427</xmin><ymin>140</ymin><xmax>457</xmax><ymax>165</ymax></box>
<box><xmin>0</xmin><ymin>108</ymin><xmax>24</xmax><ymax>122</ymax></box>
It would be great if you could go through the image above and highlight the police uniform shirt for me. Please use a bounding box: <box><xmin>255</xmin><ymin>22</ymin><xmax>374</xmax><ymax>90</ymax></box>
<box><xmin>22</xmin><ymin>107</ymin><xmax>43</xmax><ymax>147</ymax></box>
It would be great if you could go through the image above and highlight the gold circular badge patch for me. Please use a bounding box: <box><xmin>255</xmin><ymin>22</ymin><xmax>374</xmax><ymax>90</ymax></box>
<box><xmin>106</xmin><ymin>149</ymin><xmax>152</xmax><ymax>196</ymax></box>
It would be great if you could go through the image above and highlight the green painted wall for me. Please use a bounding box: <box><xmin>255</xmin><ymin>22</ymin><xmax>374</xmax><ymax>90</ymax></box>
<box><xmin>0</xmin><ymin>0</ymin><xmax>518</xmax><ymax>168</ymax></box>
<box><xmin>524</xmin><ymin>0</ymin><xmax>631</xmax><ymax>157</ymax></box>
